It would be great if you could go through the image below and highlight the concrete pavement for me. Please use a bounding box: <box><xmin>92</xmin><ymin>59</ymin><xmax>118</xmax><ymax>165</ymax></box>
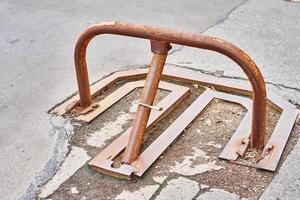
<box><xmin>0</xmin><ymin>0</ymin><xmax>299</xmax><ymax>199</ymax></box>
<box><xmin>167</xmin><ymin>0</ymin><xmax>300</xmax><ymax>104</ymax></box>
<box><xmin>169</xmin><ymin>1</ymin><xmax>300</xmax><ymax>197</ymax></box>
<box><xmin>0</xmin><ymin>1</ymin><xmax>245</xmax><ymax>199</ymax></box>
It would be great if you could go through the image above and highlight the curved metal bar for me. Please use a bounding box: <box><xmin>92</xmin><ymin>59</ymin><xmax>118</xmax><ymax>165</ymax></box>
<box><xmin>74</xmin><ymin>21</ymin><xmax>266</xmax><ymax>149</ymax></box>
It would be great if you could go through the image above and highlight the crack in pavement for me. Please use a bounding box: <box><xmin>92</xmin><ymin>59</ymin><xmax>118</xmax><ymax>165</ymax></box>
<box><xmin>23</xmin><ymin>1</ymin><xmax>291</xmax><ymax>199</ymax></box>
<box><xmin>167</xmin><ymin>0</ymin><xmax>249</xmax><ymax>56</ymax></box>
<box><xmin>168</xmin><ymin>45</ymin><xmax>184</xmax><ymax>56</ymax></box>
<box><xmin>21</xmin><ymin>116</ymin><xmax>74</xmax><ymax>200</ymax></box>
<box><xmin>166</xmin><ymin>63</ymin><xmax>300</xmax><ymax>93</ymax></box>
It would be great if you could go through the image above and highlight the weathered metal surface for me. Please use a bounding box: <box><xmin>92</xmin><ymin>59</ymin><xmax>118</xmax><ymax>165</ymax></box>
<box><xmin>52</xmin><ymin>66</ymin><xmax>297</xmax><ymax>171</ymax></box>
<box><xmin>133</xmin><ymin>90</ymin><xmax>253</xmax><ymax>176</ymax></box>
<box><xmin>150</xmin><ymin>40</ymin><xmax>172</xmax><ymax>54</ymax></box>
<box><xmin>77</xmin><ymin>81</ymin><xmax>139</xmax><ymax>122</ymax></box>
<box><xmin>52</xmin><ymin>66</ymin><xmax>296</xmax><ymax>172</ymax></box>
<box><xmin>123</xmin><ymin>48</ymin><xmax>169</xmax><ymax>164</ymax></box>
<box><xmin>161</xmin><ymin>69</ymin><xmax>298</xmax><ymax>171</ymax></box>
<box><xmin>74</xmin><ymin>21</ymin><xmax>267</xmax><ymax>150</ymax></box>
<box><xmin>218</xmin><ymin>101</ymin><xmax>252</xmax><ymax>160</ymax></box>
<box><xmin>88</xmin><ymin>82</ymin><xmax>190</xmax><ymax>178</ymax></box>
<box><xmin>256</xmin><ymin>93</ymin><xmax>298</xmax><ymax>171</ymax></box>
<box><xmin>53</xmin><ymin>21</ymin><xmax>298</xmax><ymax>177</ymax></box>
<box><xmin>90</xmin><ymin>160</ymin><xmax>136</xmax><ymax>180</ymax></box>
<box><xmin>89</xmin><ymin>90</ymin><xmax>254</xmax><ymax>178</ymax></box>
<box><xmin>49</xmin><ymin>68</ymin><xmax>149</xmax><ymax>116</ymax></box>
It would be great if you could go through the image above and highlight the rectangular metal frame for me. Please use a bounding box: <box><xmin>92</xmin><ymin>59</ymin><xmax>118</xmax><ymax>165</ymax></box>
<box><xmin>89</xmin><ymin>90</ymin><xmax>253</xmax><ymax>178</ymax></box>
<box><xmin>89</xmin><ymin>81</ymin><xmax>190</xmax><ymax>179</ymax></box>
<box><xmin>51</xmin><ymin>68</ymin><xmax>298</xmax><ymax>173</ymax></box>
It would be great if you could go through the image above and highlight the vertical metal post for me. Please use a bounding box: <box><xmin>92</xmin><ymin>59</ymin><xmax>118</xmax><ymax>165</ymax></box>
<box><xmin>122</xmin><ymin>40</ymin><xmax>171</xmax><ymax>164</ymax></box>
<box><xmin>74</xmin><ymin>35</ymin><xmax>93</xmax><ymax>107</ymax></box>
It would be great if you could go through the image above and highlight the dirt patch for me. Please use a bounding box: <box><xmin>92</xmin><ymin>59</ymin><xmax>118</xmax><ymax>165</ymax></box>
<box><xmin>41</xmin><ymin>78</ymin><xmax>300</xmax><ymax>200</ymax></box>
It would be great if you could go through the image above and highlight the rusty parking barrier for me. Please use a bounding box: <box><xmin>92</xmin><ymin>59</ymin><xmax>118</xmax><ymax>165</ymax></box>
<box><xmin>75</xmin><ymin>21</ymin><xmax>266</xmax><ymax>156</ymax></box>
<box><xmin>50</xmin><ymin>21</ymin><xmax>297</xmax><ymax>179</ymax></box>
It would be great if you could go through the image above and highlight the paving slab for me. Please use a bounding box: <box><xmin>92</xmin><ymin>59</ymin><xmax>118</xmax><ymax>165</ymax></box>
<box><xmin>196</xmin><ymin>188</ymin><xmax>240</xmax><ymax>200</ymax></box>
<box><xmin>116</xmin><ymin>184</ymin><xmax>160</xmax><ymax>200</ymax></box>
<box><xmin>154</xmin><ymin>177</ymin><xmax>200</xmax><ymax>200</ymax></box>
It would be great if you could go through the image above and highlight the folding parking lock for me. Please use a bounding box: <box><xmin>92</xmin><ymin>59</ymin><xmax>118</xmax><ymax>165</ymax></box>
<box><xmin>51</xmin><ymin>21</ymin><xmax>298</xmax><ymax>179</ymax></box>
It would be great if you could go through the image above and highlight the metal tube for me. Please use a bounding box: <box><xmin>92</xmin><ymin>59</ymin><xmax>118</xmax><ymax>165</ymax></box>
<box><xmin>74</xmin><ymin>21</ymin><xmax>266</xmax><ymax>149</ymax></box>
<box><xmin>74</xmin><ymin>37</ymin><xmax>92</xmax><ymax>107</ymax></box>
<box><xmin>122</xmin><ymin>53</ymin><xmax>168</xmax><ymax>163</ymax></box>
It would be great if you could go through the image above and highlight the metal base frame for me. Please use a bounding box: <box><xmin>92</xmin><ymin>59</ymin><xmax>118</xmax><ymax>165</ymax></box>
<box><xmin>51</xmin><ymin>68</ymin><xmax>298</xmax><ymax>178</ymax></box>
<box><xmin>89</xmin><ymin>89</ymin><xmax>252</xmax><ymax>179</ymax></box>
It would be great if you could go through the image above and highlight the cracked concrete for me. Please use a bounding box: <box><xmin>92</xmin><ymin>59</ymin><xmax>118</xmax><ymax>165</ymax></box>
<box><xmin>116</xmin><ymin>185</ymin><xmax>160</xmax><ymax>200</ymax></box>
<box><xmin>167</xmin><ymin>0</ymin><xmax>300</xmax><ymax>104</ymax></box>
<box><xmin>38</xmin><ymin>146</ymin><xmax>90</xmax><ymax>198</ymax></box>
<box><xmin>21</xmin><ymin>116</ymin><xmax>74</xmax><ymax>200</ymax></box>
<box><xmin>1</xmin><ymin>0</ymin><xmax>300</xmax><ymax>199</ymax></box>
<box><xmin>155</xmin><ymin>177</ymin><xmax>200</xmax><ymax>200</ymax></box>
<box><xmin>0</xmin><ymin>0</ymin><xmax>243</xmax><ymax>200</ymax></box>
<box><xmin>196</xmin><ymin>188</ymin><xmax>241</xmax><ymax>200</ymax></box>
<box><xmin>167</xmin><ymin>0</ymin><xmax>300</xmax><ymax>199</ymax></box>
<box><xmin>166</xmin><ymin>63</ymin><xmax>300</xmax><ymax>107</ymax></box>
<box><xmin>153</xmin><ymin>176</ymin><xmax>168</xmax><ymax>184</ymax></box>
<box><xmin>166</xmin><ymin>63</ymin><xmax>300</xmax><ymax>93</ymax></box>
<box><xmin>0</xmin><ymin>1</ymin><xmax>246</xmax><ymax>199</ymax></box>
<box><xmin>86</xmin><ymin>111</ymin><xmax>132</xmax><ymax>148</ymax></box>
<box><xmin>42</xmin><ymin>77</ymin><xmax>289</xmax><ymax>199</ymax></box>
